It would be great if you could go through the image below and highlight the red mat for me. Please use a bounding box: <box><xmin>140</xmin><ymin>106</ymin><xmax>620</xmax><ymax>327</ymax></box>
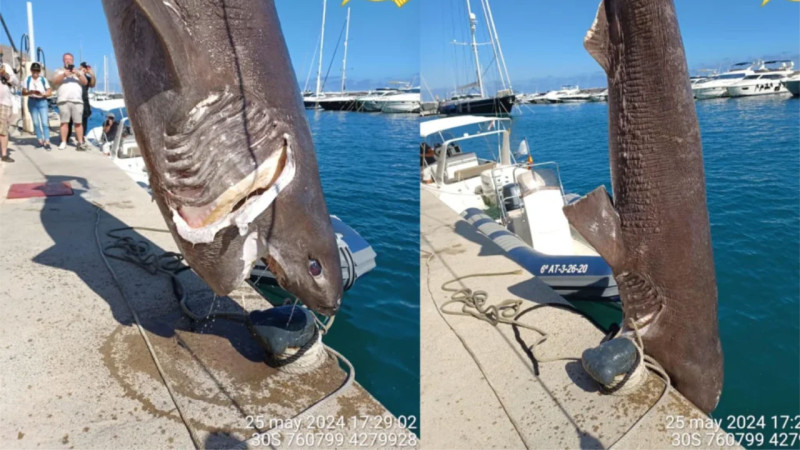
<box><xmin>7</xmin><ymin>182</ymin><xmax>74</xmax><ymax>199</ymax></box>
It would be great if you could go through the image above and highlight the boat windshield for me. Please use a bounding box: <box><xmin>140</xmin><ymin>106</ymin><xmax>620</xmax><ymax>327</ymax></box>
<box><xmin>718</xmin><ymin>73</ymin><xmax>746</xmax><ymax>80</ymax></box>
<box><xmin>743</xmin><ymin>75</ymin><xmax>761</xmax><ymax>80</ymax></box>
<box><xmin>424</xmin><ymin>122</ymin><xmax>506</xmax><ymax>164</ymax></box>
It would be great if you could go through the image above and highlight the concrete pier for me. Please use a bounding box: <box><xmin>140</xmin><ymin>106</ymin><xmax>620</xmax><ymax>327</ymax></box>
<box><xmin>0</xmin><ymin>131</ymin><xmax>414</xmax><ymax>448</ymax></box>
<box><xmin>420</xmin><ymin>188</ymin><xmax>737</xmax><ymax>449</ymax></box>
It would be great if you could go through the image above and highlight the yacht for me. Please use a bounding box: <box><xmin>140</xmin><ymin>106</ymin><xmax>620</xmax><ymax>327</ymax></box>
<box><xmin>587</xmin><ymin>89</ymin><xmax>608</xmax><ymax>102</ymax></box>
<box><xmin>783</xmin><ymin>72</ymin><xmax>800</xmax><ymax>97</ymax></box>
<box><xmin>355</xmin><ymin>88</ymin><xmax>400</xmax><ymax>112</ymax></box>
<box><xmin>380</xmin><ymin>89</ymin><xmax>421</xmax><ymax>114</ymax></box>
<box><xmin>726</xmin><ymin>60</ymin><xmax>795</xmax><ymax>97</ymax></box>
<box><xmin>543</xmin><ymin>85</ymin><xmax>580</xmax><ymax>104</ymax></box>
<box><xmin>420</xmin><ymin>116</ymin><xmax>618</xmax><ymax>299</ymax></box>
<box><xmin>692</xmin><ymin>61</ymin><xmax>761</xmax><ymax>100</ymax></box>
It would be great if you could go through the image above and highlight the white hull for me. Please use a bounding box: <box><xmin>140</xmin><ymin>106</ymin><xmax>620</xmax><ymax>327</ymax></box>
<box><xmin>381</xmin><ymin>101</ymin><xmax>420</xmax><ymax>113</ymax></box>
<box><xmin>693</xmin><ymin>86</ymin><xmax>729</xmax><ymax>99</ymax></box>
<box><xmin>727</xmin><ymin>82</ymin><xmax>788</xmax><ymax>97</ymax></box>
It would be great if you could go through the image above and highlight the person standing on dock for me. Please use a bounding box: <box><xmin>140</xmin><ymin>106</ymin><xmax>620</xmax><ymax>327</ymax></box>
<box><xmin>66</xmin><ymin>62</ymin><xmax>96</xmax><ymax>146</ymax></box>
<box><xmin>0</xmin><ymin>60</ymin><xmax>19</xmax><ymax>163</ymax></box>
<box><xmin>22</xmin><ymin>62</ymin><xmax>53</xmax><ymax>150</ymax></box>
<box><xmin>51</xmin><ymin>53</ymin><xmax>88</xmax><ymax>151</ymax></box>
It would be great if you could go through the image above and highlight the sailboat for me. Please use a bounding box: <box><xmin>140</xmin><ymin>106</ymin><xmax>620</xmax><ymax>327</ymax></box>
<box><xmin>438</xmin><ymin>0</ymin><xmax>516</xmax><ymax>116</ymax></box>
<box><xmin>303</xmin><ymin>0</ymin><xmax>329</xmax><ymax>109</ymax></box>
<box><xmin>303</xmin><ymin>2</ymin><xmax>359</xmax><ymax>111</ymax></box>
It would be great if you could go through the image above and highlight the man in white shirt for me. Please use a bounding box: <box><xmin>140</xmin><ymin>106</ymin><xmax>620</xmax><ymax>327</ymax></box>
<box><xmin>0</xmin><ymin>59</ymin><xmax>19</xmax><ymax>163</ymax></box>
<box><xmin>51</xmin><ymin>53</ymin><xmax>88</xmax><ymax>150</ymax></box>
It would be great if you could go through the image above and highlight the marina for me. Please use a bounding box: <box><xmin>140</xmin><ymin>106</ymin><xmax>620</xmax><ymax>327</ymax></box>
<box><xmin>0</xmin><ymin>0</ymin><xmax>796</xmax><ymax>448</ymax></box>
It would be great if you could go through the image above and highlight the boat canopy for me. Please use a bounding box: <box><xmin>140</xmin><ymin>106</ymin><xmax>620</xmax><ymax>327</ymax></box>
<box><xmin>420</xmin><ymin>115</ymin><xmax>510</xmax><ymax>138</ymax></box>
<box><xmin>91</xmin><ymin>98</ymin><xmax>126</xmax><ymax>113</ymax></box>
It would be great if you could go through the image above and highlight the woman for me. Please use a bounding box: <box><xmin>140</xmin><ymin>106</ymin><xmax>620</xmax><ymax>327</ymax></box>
<box><xmin>21</xmin><ymin>62</ymin><xmax>52</xmax><ymax>149</ymax></box>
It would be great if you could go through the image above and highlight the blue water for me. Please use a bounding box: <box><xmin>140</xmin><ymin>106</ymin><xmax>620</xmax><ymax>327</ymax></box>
<box><xmin>510</xmin><ymin>97</ymin><xmax>800</xmax><ymax>437</ymax></box>
<box><xmin>305</xmin><ymin>111</ymin><xmax>421</xmax><ymax>423</ymax></box>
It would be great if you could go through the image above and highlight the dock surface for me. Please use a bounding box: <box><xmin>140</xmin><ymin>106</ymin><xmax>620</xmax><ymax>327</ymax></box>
<box><xmin>419</xmin><ymin>188</ymin><xmax>737</xmax><ymax>449</ymax></box>
<box><xmin>0</xmin><ymin>132</ymin><xmax>414</xmax><ymax>449</ymax></box>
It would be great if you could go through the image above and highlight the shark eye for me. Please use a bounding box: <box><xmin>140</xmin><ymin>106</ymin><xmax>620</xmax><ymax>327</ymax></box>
<box><xmin>308</xmin><ymin>258</ymin><xmax>322</xmax><ymax>277</ymax></box>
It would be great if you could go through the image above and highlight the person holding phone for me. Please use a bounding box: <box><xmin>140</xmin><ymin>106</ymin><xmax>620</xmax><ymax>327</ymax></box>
<box><xmin>66</xmin><ymin>62</ymin><xmax>96</xmax><ymax>145</ymax></box>
<box><xmin>0</xmin><ymin>59</ymin><xmax>18</xmax><ymax>163</ymax></box>
<box><xmin>22</xmin><ymin>62</ymin><xmax>52</xmax><ymax>149</ymax></box>
<box><xmin>51</xmin><ymin>52</ymin><xmax>87</xmax><ymax>151</ymax></box>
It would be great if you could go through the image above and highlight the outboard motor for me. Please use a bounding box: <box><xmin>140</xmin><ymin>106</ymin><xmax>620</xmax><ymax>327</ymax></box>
<box><xmin>502</xmin><ymin>183</ymin><xmax>523</xmax><ymax>213</ymax></box>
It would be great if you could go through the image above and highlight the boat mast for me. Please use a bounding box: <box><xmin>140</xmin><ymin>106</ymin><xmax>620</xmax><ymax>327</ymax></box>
<box><xmin>315</xmin><ymin>0</ymin><xmax>327</xmax><ymax>96</ymax></box>
<box><xmin>483</xmin><ymin>0</ymin><xmax>512</xmax><ymax>93</ymax></box>
<box><xmin>478</xmin><ymin>0</ymin><xmax>505</xmax><ymax>91</ymax></box>
<box><xmin>465</xmin><ymin>0</ymin><xmax>484</xmax><ymax>97</ymax></box>
<box><xmin>103</xmin><ymin>55</ymin><xmax>108</xmax><ymax>93</ymax></box>
<box><xmin>341</xmin><ymin>7</ymin><xmax>350</xmax><ymax>93</ymax></box>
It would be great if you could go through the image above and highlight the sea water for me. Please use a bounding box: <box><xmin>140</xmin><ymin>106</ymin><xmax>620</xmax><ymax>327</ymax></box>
<box><xmin>510</xmin><ymin>96</ymin><xmax>799</xmax><ymax>439</ymax></box>
<box><xmin>305</xmin><ymin>111</ymin><xmax>421</xmax><ymax>423</ymax></box>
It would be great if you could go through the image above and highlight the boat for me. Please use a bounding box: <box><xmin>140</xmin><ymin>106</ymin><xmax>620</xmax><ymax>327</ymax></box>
<box><xmin>527</xmin><ymin>92</ymin><xmax>550</xmax><ymax>104</ymax></box>
<box><xmin>420</xmin><ymin>115</ymin><xmax>618</xmax><ymax>299</ymax></box>
<box><xmin>543</xmin><ymin>85</ymin><xmax>580</xmax><ymax>104</ymax></box>
<box><xmin>87</xmin><ymin>99</ymin><xmax>376</xmax><ymax>295</ymax></box>
<box><xmin>692</xmin><ymin>61</ymin><xmax>760</xmax><ymax>99</ymax></box>
<box><xmin>726</xmin><ymin>60</ymin><xmax>795</xmax><ymax>97</ymax></box>
<box><xmin>438</xmin><ymin>90</ymin><xmax>515</xmax><ymax>115</ymax></box>
<box><xmin>355</xmin><ymin>88</ymin><xmax>400</xmax><ymax>112</ymax></box>
<box><xmin>316</xmin><ymin>94</ymin><xmax>358</xmax><ymax>111</ymax></box>
<box><xmin>558</xmin><ymin>90</ymin><xmax>592</xmax><ymax>103</ymax></box>
<box><xmin>380</xmin><ymin>89</ymin><xmax>421</xmax><ymax>113</ymax></box>
<box><xmin>783</xmin><ymin>72</ymin><xmax>800</xmax><ymax>96</ymax></box>
<box><xmin>587</xmin><ymin>89</ymin><xmax>608</xmax><ymax>102</ymax></box>
<box><xmin>437</xmin><ymin>0</ymin><xmax>516</xmax><ymax>116</ymax></box>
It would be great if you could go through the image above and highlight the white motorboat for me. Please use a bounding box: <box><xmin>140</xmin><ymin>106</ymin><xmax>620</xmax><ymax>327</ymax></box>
<box><xmin>527</xmin><ymin>92</ymin><xmax>550</xmax><ymax>104</ymax></box>
<box><xmin>420</xmin><ymin>115</ymin><xmax>618</xmax><ymax>299</ymax></box>
<box><xmin>726</xmin><ymin>60</ymin><xmax>795</xmax><ymax>97</ymax></box>
<box><xmin>380</xmin><ymin>89</ymin><xmax>421</xmax><ymax>113</ymax></box>
<box><xmin>543</xmin><ymin>85</ymin><xmax>580</xmax><ymax>103</ymax></box>
<box><xmin>783</xmin><ymin>72</ymin><xmax>800</xmax><ymax>97</ymax></box>
<box><xmin>692</xmin><ymin>61</ymin><xmax>761</xmax><ymax>99</ymax></box>
<box><xmin>355</xmin><ymin>88</ymin><xmax>400</xmax><ymax>112</ymax></box>
<box><xmin>587</xmin><ymin>89</ymin><xmax>608</xmax><ymax>102</ymax></box>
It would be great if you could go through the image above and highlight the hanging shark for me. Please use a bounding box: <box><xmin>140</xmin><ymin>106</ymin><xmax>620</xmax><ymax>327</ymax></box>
<box><xmin>564</xmin><ymin>0</ymin><xmax>723</xmax><ymax>413</ymax></box>
<box><xmin>101</xmin><ymin>0</ymin><xmax>343</xmax><ymax>315</ymax></box>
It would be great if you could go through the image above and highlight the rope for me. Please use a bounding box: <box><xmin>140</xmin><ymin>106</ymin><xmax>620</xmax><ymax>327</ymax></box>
<box><xmin>94</xmin><ymin>206</ymin><xmax>357</xmax><ymax>444</ymax></box>
<box><xmin>606</xmin><ymin>320</ymin><xmax>672</xmax><ymax>449</ymax></box>
<box><xmin>427</xmin><ymin>249</ymin><xmax>674</xmax><ymax>448</ymax></box>
<box><xmin>93</xmin><ymin>207</ymin><xmax>202</xmax><ymax>449</ymax></box>
<box><xmin>422</xmin><ymin>251</ymin><xmax>529</xmax><ymax>447</ymax></box>
<box><xmin>440</xmin><ymin>270</ymin><xmax>581</xmax><ymax>364</ymax></box>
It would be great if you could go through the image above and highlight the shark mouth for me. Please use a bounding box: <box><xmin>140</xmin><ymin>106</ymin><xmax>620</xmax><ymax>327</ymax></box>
<box><xmin>170</xmin><ymin>134</ymin><xmax>296</xmax><ymax>244</ymax></box>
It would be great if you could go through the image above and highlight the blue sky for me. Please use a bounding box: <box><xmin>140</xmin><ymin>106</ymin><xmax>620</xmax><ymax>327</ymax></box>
<box><xmin>422</xmin><ymin>0</ymin><xmax>800</xmax><ymax>96</ymax></box>
<box><xmin>0</xmin><ymin>0</ymin><xmax>420</xmax><ymax>93</ymax></box>
<box><xmin>0</xmin><ymin>1</ymin><xmax>795</xmax><ymax>95</ymax></box>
